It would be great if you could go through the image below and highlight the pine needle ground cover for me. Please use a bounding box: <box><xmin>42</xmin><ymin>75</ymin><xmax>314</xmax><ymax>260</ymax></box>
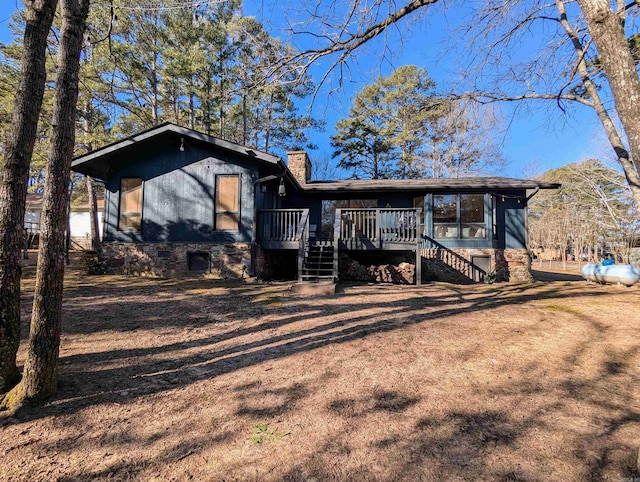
<box><xmin>1</xmin><ymin>260</ymin><xmax>639</xmax><ymax>481</ymax></box>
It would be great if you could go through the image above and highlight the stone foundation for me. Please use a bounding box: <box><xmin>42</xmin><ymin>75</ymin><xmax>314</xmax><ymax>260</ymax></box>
<box><xmin>421</xmin><ymin>248</ymin><xmax>495</xmax><ymax>283</ymax></box>
<box><xmin>421</xmin><ymin>247</ymin><xmax>532</xmax><ymax>283</ymax></box>
<box><xmin>100</xmin><ymin>242</ymin><xmax>251</xmax><ymax>278</ymax></box>
<box><xmin>496</xmin><ymin>249</ymin><xmax>533</xmax><ymax>283</ymax></box>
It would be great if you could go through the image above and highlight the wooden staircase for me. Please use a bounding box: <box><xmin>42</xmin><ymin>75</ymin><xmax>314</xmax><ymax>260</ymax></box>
<box><xmin>420</xmin><ymin>236</ymin><xmax>487</xmax><ymax>283</ymax></box>
<box><xmin>299</xmin><ymin>243</ymin><xmax>336</xmax><ymax>283</ymax></box>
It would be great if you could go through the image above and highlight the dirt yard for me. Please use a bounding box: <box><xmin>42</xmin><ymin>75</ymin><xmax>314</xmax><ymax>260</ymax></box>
<box><xmin>1</xmin><ymin>258</ymin><xmax>639</xmax><ymax>481</ymax></box>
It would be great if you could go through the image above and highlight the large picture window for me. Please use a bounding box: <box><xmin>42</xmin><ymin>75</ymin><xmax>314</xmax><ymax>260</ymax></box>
<box><xmin>433</xmin><ymin>194</ymin><xmax>458</xmax><ymax>238</ymax></box>
<box><xmin>215</xmin><ymin>175</ymin><xmax>240</xmax><ymax>231</ymax></box>
<box><xmin>118</xmin><ymin>177</ymin><xmax>143</xmax><ymax>231</ymax></box>
<box><xmin>433</xmin><ymin>194</ymin><xmax>486</xmax><ymax>239</ymax></box>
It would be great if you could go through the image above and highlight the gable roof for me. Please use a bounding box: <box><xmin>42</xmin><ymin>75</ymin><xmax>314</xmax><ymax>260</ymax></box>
<box><xmin>71</xmin><ymin>122</ymin><xmax>283</xmax><ymax>181</ymax></box>
<box><xmin>72</xmin><ymin>123</ymin><xmax>560</xmax><ymax>194</ymax></box>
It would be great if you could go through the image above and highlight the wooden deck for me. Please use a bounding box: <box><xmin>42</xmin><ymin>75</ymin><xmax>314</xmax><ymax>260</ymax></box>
<box><xmin>257</xmin><ymin>207</ymin><xmax>422</xmax><ymax>251</ymax></box>
<box><xmin>256</xmin><ymin>208</ymin><xmax>489</xmax><ymax>285</ymax></box>
<box><xmin>258</xmin><ymin>207</ymin><xmax>423</xmax><ymax>285</ymax></box>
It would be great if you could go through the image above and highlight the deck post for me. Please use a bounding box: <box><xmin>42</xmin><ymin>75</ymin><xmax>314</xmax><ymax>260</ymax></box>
<box><xmin>297</xmin><ymin>209</ymin><xmax>309</xmax><ymax>282</ymax></box>
<box><xmin>415</xmin><ymin>244</ymin><xmax>422</xmax><ymax>286</ymax></box>
<box><xmin>333</xmin><ymin>209</ymin><xmax>341</xmax><ymax>282</ymax></box>
<box><xmin>376</xmin><ymin>208</ymin><xmax>382</xmax><ymax>248</ymax></box>
<box><xmin>416</xmin><ymin>209</ymin><xmax>422</xmax><ymax>286</ymax></box>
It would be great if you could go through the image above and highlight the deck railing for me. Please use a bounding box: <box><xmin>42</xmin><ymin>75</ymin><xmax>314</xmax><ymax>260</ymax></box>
<box><xmin>258</xmin><ymin>209</ymin><xmax>308</xmax><ymax>242</ymax></box>
<box><xmin>420</xmin><ymin>235</ymin><xmax>487</xmax><ymax>282</ymax></box>
<box><xmin>336</xmin><ymin>208</ymin><xmax>422</xmax><ymax>244</ymax></box>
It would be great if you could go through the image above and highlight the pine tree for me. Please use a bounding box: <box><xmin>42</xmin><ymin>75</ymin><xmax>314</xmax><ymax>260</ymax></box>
<box><xmin>0</xmin><ymin>0</ymin><xmax>58</xmax><ymax>395</ymax></box>
<box><xmin>2</xmin><ymin>0</ymin><xmax>91</xmax><ymax>411</ymax></box>
<box><xmin>332</xmin><ymin>66</ymin><xmax>437</xmax><ymax>179</ymax></box>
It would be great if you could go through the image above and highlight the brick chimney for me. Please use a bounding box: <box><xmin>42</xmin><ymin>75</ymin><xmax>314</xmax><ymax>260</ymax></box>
<box><xmin>287</xmin><ymin>151</ymin><xmax>312</xmax><ymax>185</ymax></box>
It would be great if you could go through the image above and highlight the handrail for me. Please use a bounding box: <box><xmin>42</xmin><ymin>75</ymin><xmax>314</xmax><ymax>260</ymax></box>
<box><xmin>420</xmin><ymin>235</ymin><xmax>487</xmax><ymax>282</ymax></box>
<box><xmin>259</xmin><ymin>209</ymin><xmax>307</xmax><ymax>212</ymax></box>
<box><xmin>338</xmin><ymin>208</ymin><xmax>422</xmax><ymax>244</ymax></box>
<box><xmin>297</xmin><ymin>209</ymin><xmax>310</xmax><ymax>281</ymax></box>
<box><xmin>295</xmin><ymin>209</ymin><xmax>310</xmax><ymax>241</ymax></box>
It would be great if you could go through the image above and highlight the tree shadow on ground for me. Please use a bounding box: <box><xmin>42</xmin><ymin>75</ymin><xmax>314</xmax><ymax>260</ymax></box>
<box><xmin>531</xmin><ymin>269</ymin><xmax>584</xmax><ymax>282</ymax></box>
<box><xmin>4</xmin><ymin>268</ymin><xmax>639</xmax><ymax>480</ymax></box>
<box><xmin>8</xmin><ymin>273</ymin><xmax>620</xmax><ymax>422</ymax></box>
<box><xmin>281</xmin><ymin>354</ymin><xmax>640</xmax><ymax>481</ymax></box>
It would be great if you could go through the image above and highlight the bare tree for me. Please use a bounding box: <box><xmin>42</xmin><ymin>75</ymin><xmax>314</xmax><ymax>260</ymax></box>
<box><xmin>529</xmin><ymin>159</ymin><xmax>638</xmax><ymax>266</ymax></box>
<box><xmin>1</xmin><ymin>0</ymin><xmax>91</xmax><ymax>412</ymax></box>
<box><xmin>275</xmin><ymin>0</ymin><xmax>640</xmax><ymax>208</ymax></box>
<box><xmin>424</xmin><ymin>101</ymin><xmax>506</xmax><ymax>178</ymax></box>
<box><xmin>0</xmin><ymin>0</ymin><xmax>58</xmax><ymax>394</ymax></box>
<box><xmin>458</xmin><ymin>0</ymin><xmax>640</xmax><ymax>207</ymax></box>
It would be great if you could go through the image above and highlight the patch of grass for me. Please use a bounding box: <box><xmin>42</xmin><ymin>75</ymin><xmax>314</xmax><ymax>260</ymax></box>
<box><xmin>249</xmin><ymin>423</ymin><xmax>289</xmax><ymax>444</ymax></box>
<box><xmin>543</xmin><ymin>304</ymin><xmax>583</xmax><ymax>315</ymax></box>
<box><xmin>255</xmin><ymin>288</ymin><xmax>284</xmax><ymax>306</ymax></box>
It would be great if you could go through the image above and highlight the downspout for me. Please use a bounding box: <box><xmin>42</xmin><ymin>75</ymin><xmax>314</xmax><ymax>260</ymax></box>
<box><xmin>524</xmin><ymin>187</ymin><xmax>540</xmax><ymax>261</ymax></box>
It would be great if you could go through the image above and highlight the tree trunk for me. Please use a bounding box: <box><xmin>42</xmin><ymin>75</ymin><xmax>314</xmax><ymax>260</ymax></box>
<box><xmin>79</xmin><ymin>96</ymin><xmax>100</xmax><ymax>252</ymax></box>
<box><xmin>204</xmin><ymin>77</ymin><xmax>212</xmax><ymax>135</ymax></box>
<box><xmin>2</xmin><ymin>0</ymin><xmax>90</xmax><ymax>411</ymax></box>
<box><xmin>0</xmin><ymin>0</ymin><xmax>58</xmax><ymax>395</ymax></box>
<box><xmin>65</xmin><ymin>186</ymin><xmax>72</xmax><ymax>264</ymax></box>
<box><xmin>189</xmin><ymin>88</ymin><xmax>195</xmax><ymax>130</ymax></box>
<box><xmin>87</xmin><ymin>177</ymin><xmax>100</xmax><ymax>251</ymax></box>
<box><xmin>242</xmin><ymin>93</ymin><xmax>247</xmax><ymax>146</ymax></box>
<box><xmin>576</xmin><ymin>0</ymin><xmax>640</xmax><ymax>208</ymax></box>
<box><xmin>219</xmin><ymin>51</ymin><xmax>224</xmax><ymax>138</ymax></box>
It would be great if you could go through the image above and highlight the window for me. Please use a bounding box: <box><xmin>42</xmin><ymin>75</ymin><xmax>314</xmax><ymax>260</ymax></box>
<box><xmin>215</xmin><ymin>175</ymin><xmax>239</xmax><ymax>231</ymax></box>
<box><xmin>433</xmin><ymin>194</ymin><xmax>486</xmax><ymax>239</ymax></box>
<box><xmin>433</xmin><ymin>194</ymin><xmax>458</xmax><ymax>238</ymax></box>
<box><xmin>460</xmin><ymin>194</ymin><xmax>485</xmax><ymax>238</ymax></box>
<box><xmin>118</xmin><ymin>178</ymin><xmax>142</xmax><ymax>231</ymax></box>
<box><xmin>492</xmin><ymin>196</ymin><xmax>498</xmax><ymax>239</ymax></box>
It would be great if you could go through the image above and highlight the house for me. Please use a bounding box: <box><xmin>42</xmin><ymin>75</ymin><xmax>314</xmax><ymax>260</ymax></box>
<box><xmin>71</xmin><ymin>122</ymin><xmax>560</xmax><ymax>283</ymax></box>
<box><xmin>25</xmin><ymin>192</ymin><xmax>104</xmax><ymax>249</ymax></box>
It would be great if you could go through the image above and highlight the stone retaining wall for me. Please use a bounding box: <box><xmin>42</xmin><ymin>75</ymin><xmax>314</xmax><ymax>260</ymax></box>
<box><xmin>100</xmin><ymin>242</ymin><xmax>251</xmax><ymax>278</ymax></box>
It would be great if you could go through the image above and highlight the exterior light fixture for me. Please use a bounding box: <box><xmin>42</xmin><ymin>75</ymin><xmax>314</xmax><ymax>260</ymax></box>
<box><xmin>180</xmin><ymin>137</ymin><xmax>185</xmax><ymax>152</ymax></box>
<box><xmin>278</xmin><ymin>177</ymin><xmax>286</xmax><ymax>197</ymax></box>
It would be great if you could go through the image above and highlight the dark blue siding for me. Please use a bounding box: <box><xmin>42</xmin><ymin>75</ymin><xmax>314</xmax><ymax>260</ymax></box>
<box><xmin>505</xmin><ymin>202</ymin><xmax>527</xmax><ymax>249</ymax></box>
<box><xmin>104</xmin><ymin>143</ymin><xmax>263</xmax><ymax>243</ymax></box>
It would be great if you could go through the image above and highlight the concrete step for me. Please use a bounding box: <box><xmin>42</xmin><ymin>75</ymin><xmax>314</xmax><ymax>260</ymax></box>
<box><xmin>292</xmin><ymin>280</ymin><xmax>337</xmax><ymax>295</ymax></box>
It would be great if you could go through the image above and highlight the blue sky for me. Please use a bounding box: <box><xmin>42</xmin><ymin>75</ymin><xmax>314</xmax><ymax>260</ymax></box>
<box><xmin>0</xmin><ymin>1</ymin><xmax>608</xmax><ymax>178</ymax></box>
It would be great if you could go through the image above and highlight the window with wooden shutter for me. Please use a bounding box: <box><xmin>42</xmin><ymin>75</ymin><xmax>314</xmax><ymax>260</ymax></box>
<box><xmin>118</xmin><ymin>178</ymin><xmax>143</xmax><ymax>231</ymax></box>
<box><xmin>215</xmin><ymin>175</ymin><xmax>239</xmax><ymax>231</ymax></box>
